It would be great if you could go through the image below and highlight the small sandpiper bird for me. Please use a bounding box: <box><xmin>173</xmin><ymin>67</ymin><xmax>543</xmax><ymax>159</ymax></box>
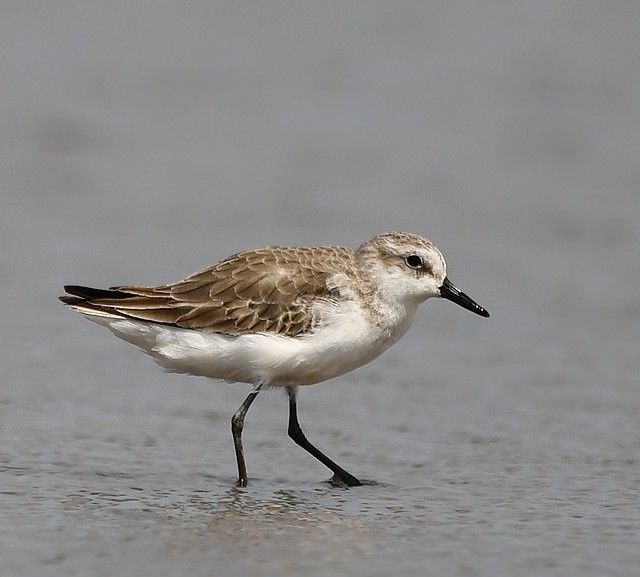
<box><xmin>60</xmin><ymin>231</ymin><xmax>489</xmax><ymax>487</ymax></box>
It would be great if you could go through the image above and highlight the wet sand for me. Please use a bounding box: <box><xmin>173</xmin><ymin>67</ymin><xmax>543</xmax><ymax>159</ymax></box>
<box><xmin>2</xmin><ymin>2</ymin><xmax>639</xmax><ymax>576</ymax></box>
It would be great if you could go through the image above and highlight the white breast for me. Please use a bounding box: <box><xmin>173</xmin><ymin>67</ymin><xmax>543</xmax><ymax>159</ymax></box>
<box><xmin>87</xmin><ymin>297</ymin><xmax>418</xmax><ymax>387</ymax></box>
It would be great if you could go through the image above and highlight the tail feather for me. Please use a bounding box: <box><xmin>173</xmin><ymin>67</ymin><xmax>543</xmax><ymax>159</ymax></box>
<box><xmin>59</xmin><ymin>285</ymin><xmax>140</xmax><ymax>319</ymax></box>
<box><xmin>62</xmin><ymin>285</ymin><xmax>134</xmax><ymax>300</ymax></box>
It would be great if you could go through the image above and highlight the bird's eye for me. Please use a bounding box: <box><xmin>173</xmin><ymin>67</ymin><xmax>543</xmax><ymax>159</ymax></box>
<box><xmin>405</xmin><ymin>255</ymin><xmax>423</xmax><ymax>269</ymax></box>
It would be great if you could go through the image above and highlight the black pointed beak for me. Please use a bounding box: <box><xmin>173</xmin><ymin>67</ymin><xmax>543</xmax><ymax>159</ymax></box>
<box><xmin>440</xmin><ymin>277</ymin><xmax>490</xmax><ymax>318</ymax></box>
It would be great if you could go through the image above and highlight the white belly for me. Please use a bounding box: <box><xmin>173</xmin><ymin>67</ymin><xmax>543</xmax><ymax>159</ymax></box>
<box><xmin>87</xmin><ymin>299</ymin><xmax>417</xmax><ymax>386</ymax></box>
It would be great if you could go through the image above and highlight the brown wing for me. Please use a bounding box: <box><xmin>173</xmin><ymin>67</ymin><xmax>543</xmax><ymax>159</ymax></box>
<box><xmin>62</xmin><ymin>246</ymin><xmax>356</xmax><ymax>336</ymax></box>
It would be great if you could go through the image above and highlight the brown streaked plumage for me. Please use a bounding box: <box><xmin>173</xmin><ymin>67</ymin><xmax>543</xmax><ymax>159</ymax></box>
<box><xmin>60</xmin><ymin>231</ymin><xmax>489</xmax><ymax>487</ymax></box>
<box><xmin>61</xmin><ymin>246</ymin><xmax>361</xmax><ymax>337</ymax></box>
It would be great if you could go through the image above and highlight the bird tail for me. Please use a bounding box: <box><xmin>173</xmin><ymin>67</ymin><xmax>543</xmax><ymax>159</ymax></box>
<box><xmin>59</xmin><ymin>285</ymin><xmax>136</xmax><ymax>318</ymax></box>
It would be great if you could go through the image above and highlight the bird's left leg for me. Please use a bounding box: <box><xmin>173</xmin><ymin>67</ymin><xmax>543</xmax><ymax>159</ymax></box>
<box><xmin>286</xmin><ymin>386</ymin><xmax>362</xmax><ymax>487</ymax></box>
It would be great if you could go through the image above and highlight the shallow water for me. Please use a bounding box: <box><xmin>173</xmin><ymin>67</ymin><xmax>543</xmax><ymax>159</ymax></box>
<box><xmin>2</xmin><ymin>2</ymin><xmax>639</xmax><ymax>576</ymax></box>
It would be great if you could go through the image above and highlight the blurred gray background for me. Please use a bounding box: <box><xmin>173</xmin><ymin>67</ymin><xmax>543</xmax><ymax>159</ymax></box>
<box><xmin>1</xmin><ymin>2</ymin><xmax>639</xmax><ymax>576</ymax></box>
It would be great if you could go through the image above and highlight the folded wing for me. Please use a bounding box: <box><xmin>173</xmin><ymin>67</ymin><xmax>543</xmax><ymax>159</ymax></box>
<box><xmin>60</xmin><ymin>246</ymin><xmax>354</xmax><ymax>336</ymax></box>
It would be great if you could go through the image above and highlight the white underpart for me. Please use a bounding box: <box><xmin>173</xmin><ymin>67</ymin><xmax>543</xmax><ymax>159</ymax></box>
<box><xmin>81</xmin><ymin>296</ymin><xmax>419</xmax><ymax>387</ymax></box>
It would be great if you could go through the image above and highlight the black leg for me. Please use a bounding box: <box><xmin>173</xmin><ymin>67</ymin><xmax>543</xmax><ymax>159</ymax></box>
<box><xmin>286</xmin><ymin>386</ymin><xmax>362</xmax><ymax>487</ymax></box>
<box><xmin>231</xmin><ymin>381</ymin><xmax>263</xmax><ymax>487</ymax></box>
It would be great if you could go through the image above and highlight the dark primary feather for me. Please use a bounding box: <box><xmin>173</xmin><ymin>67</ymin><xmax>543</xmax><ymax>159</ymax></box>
<box><xmin>60</xmin><ymin>246</ymin><xmax>357</xmax><ymax>336</ymax></box>
<box><xmin>62</xmin><ymin>285</ymin><xmax>135</xmax><ymax>300</ymax></box>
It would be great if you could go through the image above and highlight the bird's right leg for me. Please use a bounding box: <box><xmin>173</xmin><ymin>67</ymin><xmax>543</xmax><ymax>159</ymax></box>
<box><xmin>231</xmin><ymin>381</ymin><xmax>264</xmax><ymax>487</ymax></box>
